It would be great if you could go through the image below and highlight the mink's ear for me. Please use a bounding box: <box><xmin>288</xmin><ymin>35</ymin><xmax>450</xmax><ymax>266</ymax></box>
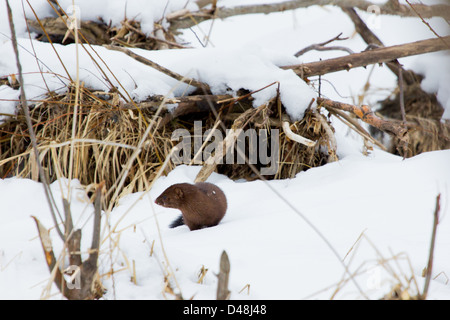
<box><xmin>175</xmin><ymin>187</ymin><xmax>184</xmax><ymax>198</ymax></box>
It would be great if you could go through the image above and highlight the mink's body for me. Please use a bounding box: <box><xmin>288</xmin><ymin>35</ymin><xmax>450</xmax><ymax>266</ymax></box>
<box><xmin>155</xmin><ymin>182</ymin><xmax>227</xmax><ymax>231</ymax></box>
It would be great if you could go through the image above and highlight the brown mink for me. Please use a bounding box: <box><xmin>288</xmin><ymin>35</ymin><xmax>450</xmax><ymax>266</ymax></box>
<box><xmin>155</xmin><ymin>182</ymin><xmax>227</xmax><ymax>231</ymax></box>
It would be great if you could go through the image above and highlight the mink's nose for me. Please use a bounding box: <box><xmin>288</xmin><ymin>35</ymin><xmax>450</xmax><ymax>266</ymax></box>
<box><xmin>155</xmin><ymin>195</ymin><xmax>166</xmax><ymax>205</ymax></box>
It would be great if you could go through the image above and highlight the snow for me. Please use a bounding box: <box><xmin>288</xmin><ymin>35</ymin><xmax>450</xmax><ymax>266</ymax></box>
<box><xmin>180</xmin><ymin>4</ymin><xmax>450</xmax><ymax>117</ymax></box>
<box><xmin>0</xmin><ymin>39</ymin><xmax>315</xmax><ymax>120</ymax></box>
<box><xmin>1</xmin><ymin>2</ymin><xmax>449</xmax><ymax>120</ymax></box>
<box><xmin>1</xmin><ymin>150</ymin><xmax>450</xmax><ymax>299</ymax></box>
<box><xmin>0</xmin><ymin>0</ymin><xmax>54</xmax><ymax>40</ymax></box>
<box><xmin>0</xmin><ymin>0</ymin><xmax>197</xmax><ymax>39</ymax></box>
<box><xmin>412</xmin><ymin>51</ymin><xmax>450</xmax><ymax>120</ymax></box>
<box><xmin>0</xmin><ymin>0</ymin><xmax>449</xmax><ymax>300</ymax></box>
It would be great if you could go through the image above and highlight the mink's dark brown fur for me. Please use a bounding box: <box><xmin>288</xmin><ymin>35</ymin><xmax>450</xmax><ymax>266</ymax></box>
<box><xmin>155</xmin><ymin>182</ymin><xmax>227</xmax><ymax>231</ymax></box>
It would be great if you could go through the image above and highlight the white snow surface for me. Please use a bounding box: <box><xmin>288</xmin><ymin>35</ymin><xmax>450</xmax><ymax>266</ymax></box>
<box><xmin>1</xmin><ymin>150</ymin><xmax>450</xmax><ymax>299</ymax></box>
<box><xmin>0</xmin><ymin>0</ymin><xmax>450</xmax><ymax>300</ymax></box>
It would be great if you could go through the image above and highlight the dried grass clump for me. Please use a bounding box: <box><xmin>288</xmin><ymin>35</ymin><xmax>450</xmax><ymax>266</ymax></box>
<box><xmin>110</xmin><ymin>19</ymin><xmax>184</xmax><ymax>50</ymax></box>
<box><xmin>0</xmin><ymin>84</ymin><xmax>175</xmax><ymax>202</ymax></box>
<box><xmin>0</xmin><ymin>1</ymin><xmax>349</xmax><ymax>194</ymax></box>
<box><xmin>216</xmin><ymin>97</ymin><xmax>333</xmax><ymax>181</ymax></box>
<box><xmin>378</xmin><ymin>82</ymin><xmax>450</xmax><ymax>157</ymax></box>
<box><xmin>28</xmin><ymin>16</ymin><xmax>184</xmax><ymax>50</ymax></box>
<box><xmin>0</xmin><ymin>83</ymin><xmax>336</xmax><ymax>197</ymax></box>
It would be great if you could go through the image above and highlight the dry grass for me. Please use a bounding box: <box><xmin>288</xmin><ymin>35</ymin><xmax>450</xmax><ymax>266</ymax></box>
<box><xmin>0</xmin><ymin>81</ymin><xmax>335</xmax><ymax>200</ymax></box>
<box><xmin>0</xmin><ymin>84</ymin><xmax>176</xmax><ymax>203</ymax></box>
<box><xmin>377</xmin><ymin>82</ymin><xmax>450</xmax><ymax>157</ymax></box>
<box><xmin>276</xmin><ymin>108</ymin><xmax>332</xmax><ymax>179</ymax></box>
<box><xmin>303</xmin><ymin>233</ymin><xmax>431</xmax><ymax>300</ymax></box>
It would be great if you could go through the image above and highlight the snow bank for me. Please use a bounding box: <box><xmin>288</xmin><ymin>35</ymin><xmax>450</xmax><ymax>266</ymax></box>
<box><xmin>0</xmin><ymin>0</ymin><xmax>197</xmax><ymax>40</ymax></box>
<box><xmin>0</xmin><ymin>38</ymin><xmax>316</xmax><ymax>121</ymax></box>
<box><xmin>412</xmin><ymin>51</ymin><xmax>450</xmax><ymax>120</ymax></box>
<box><xmin>1</xmin><ymin>150</ymin><xmax>449</xmax><ymax>299</ymax></box>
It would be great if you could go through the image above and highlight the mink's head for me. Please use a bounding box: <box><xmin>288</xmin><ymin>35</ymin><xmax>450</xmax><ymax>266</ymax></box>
<box><xmin>155</xmin><ymin>184</ymin><xmax>187</xmax><ymax>209</ymax></box>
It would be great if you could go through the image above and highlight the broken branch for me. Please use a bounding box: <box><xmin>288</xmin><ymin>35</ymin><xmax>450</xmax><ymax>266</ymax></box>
<box><xmin>281</xmin><ymin>115</ymin><xmax>316</xmax><ymax>147</ymax></box>
<box><xmin>32</xmin><ymin>216</ymin><xmax>67</xmax><ymax>294</ymax></box>
<box><xmin>216</xmin><ymin>250</ymin><xmax>231</xmax><ymax>300</ymax></box>
<box><xmin>318</xmin><ymin>97</ymin><xmax>408</xmax><ymax>140</ymax></box>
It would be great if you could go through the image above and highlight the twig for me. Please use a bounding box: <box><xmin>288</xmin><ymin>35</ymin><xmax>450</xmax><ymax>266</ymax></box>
<box><xmin>318</xmin><ymin>97</ymin><xmax>408</xmax><ymax>140</ymax></box>
<box><xmin>67</xmin><ymin>4</ymin><xmax>81</xmax><ymax>202</ymax></box>
<box><xmin>147</xmin><ymin>34</ymin><xmax>191</xmax><ymax>49</ymax></box>
<box><xmin>106</xmin><ymin>99</ymin><xmax>162</xmax><ymax>209</ymax></box>
<box><xmin>294</xmin><ymin>33</ymin><xmax>353</xmax><ymax>57</ymax></box>
<box><xmin>405</xmin><ymin>0</ymin><xmax>449</xmax><ymax>49</ymax></box>
<box><xmin>421</xmin><ymin>194</ymin><xmax>441</xmax><ymax>300</ymax></box>
<box><xmin>326</xmin><ymin>105</ymin><xmax>387</xmax><ymax>151</ymax></box>
<box><xmin>195</xmin><ymin>107</ymin><xmax>257</xmax><ymax>183</ymax></box>
<box><xmin>315</xmin><ymin>112</ymin><xmax>338</xmax><ymax>162</ymax></box>
<box><xmin>103</xmin><ymin>44</ymin><xmax>210</xmax><ymax>91</ymax></box>
<box><xmin>6</xmin><ymin>0</ymin><xmax>65</xmax><ymax>241</ymax></box>
<box><xmin>22</xmin><ymin>1</ymin><xmax>52</xmax><ymax>94</ymax></box>
<box><xmin>45</xmin><ymin>1</ymin><xmax>151</xmax><ymax>126</ymax></box>
<box><xmin>397</xmin><ymin>65</ymin><xmax>409</xmax><ymax>158</ymax></box>
<box><xmin>25</xmin><ymin>0</ymin><xmax>72</xmax><ymax>82</ymax></box>
<box><xmin>330</xmin><ymin>229</ymin><xmax>367</xmax><ymax>299</ymax></box>
<box><xmin>281</xmin><ymin>115</ymin><xmax>316</xmax><ymax>147</ymax></box>
<box><xmin>143</xmin><ymin>148</ymin><xmax>185</xmax><ymax>299</ymax></box>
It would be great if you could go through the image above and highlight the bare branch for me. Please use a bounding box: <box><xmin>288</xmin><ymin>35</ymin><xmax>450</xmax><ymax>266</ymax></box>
<box><xmin>281</xmin><ymin>115</ymin><xmax>317</xmax><ymax>147</ymax></box>
<box><xmin>421</xmin><ymin>194</ymin><xmax>441</xmax><ymax>300</ymax></box>
<box><xmin>169</xmin><ymin>0</ymin><xmax>450</xmax><ymax>31</ymax></box>
<box><xmin>405</xmin><ymin>0</ymin><xmax>449</xmax><ymax>47</ymax></box>
<box><xmin>295</xmin><ymin>33</ymin><xmax>353</xmax><ymax>57</ymax></box>
<box><xmin>397</xmin><ymin>65</ymin><xmax>409</xmax><ymax>158</ymax></box>
<box><xmin>6</xmin><ymin>0</ymin><xmax>65</xmax><ymax>241</ymax></box>
<box><xmin>195</xmin><ymin>107</ymin><xmax>257</xmax><ymax>183</ymax></box>
<box><xmin>283</xmin><ymin>36</ymin><xmax>450</xmax><ymax>79</ymax></box>
<box><xmin>32</xmin><ymin>216</ymin><xmax>68</xmax><ymax>294</ymax></box>
<box><xmin>104</xmin><ymin>45</ymin><xmax>210</xmax><ymax>92</ymax></box>
<box><xmin>318</xmin><ymin>97</ymin><xmax>408</xmax><ymax>139</ymax></box>
<box><xmin>341</xmin><ymin>7</ymin><xmax>420</xmax><ymax>85</ymax></box>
